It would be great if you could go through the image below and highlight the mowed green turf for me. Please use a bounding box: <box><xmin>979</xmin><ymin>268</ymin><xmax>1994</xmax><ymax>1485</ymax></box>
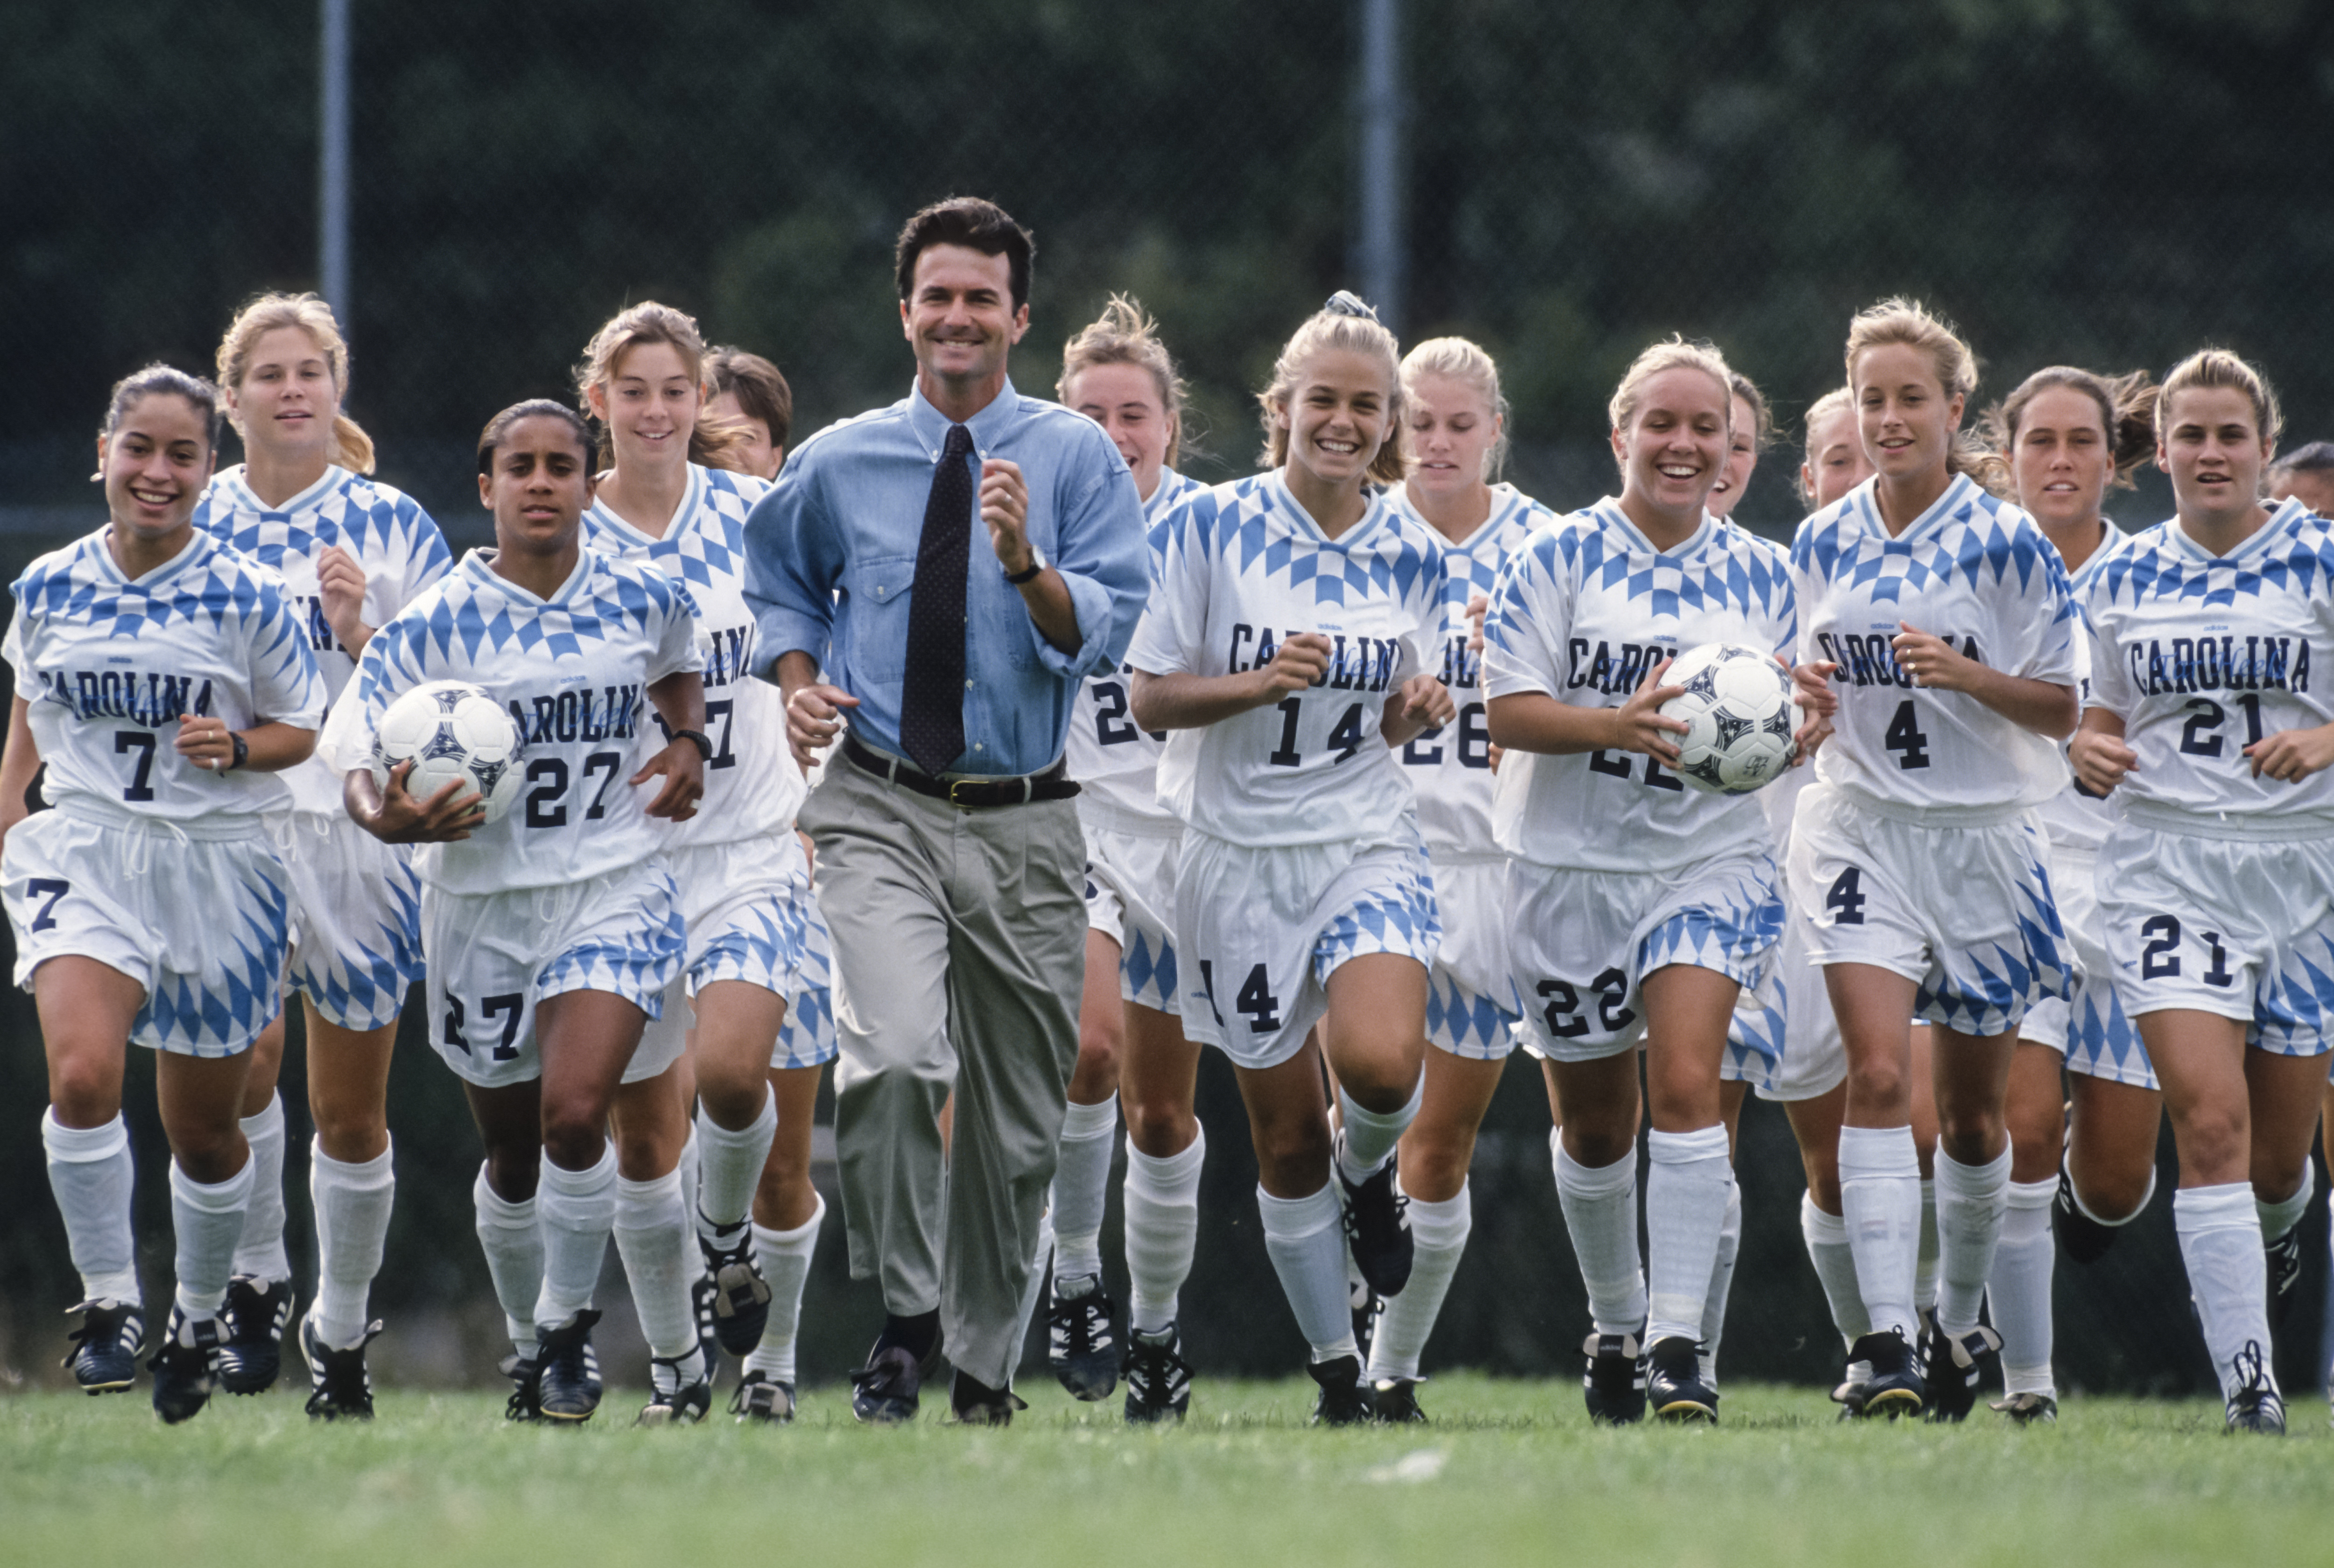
<box><xmin>3</xmin><ymin>1376</ymin><xmax>2327</xmax><ymax>1568</ymax></box>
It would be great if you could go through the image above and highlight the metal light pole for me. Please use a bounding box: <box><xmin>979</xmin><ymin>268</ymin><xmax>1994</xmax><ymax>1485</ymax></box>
<box><xmin>1356</xmin><ymin>0</ymin><xmax>1405</xmax><ymax>335</ymax></box>
<box><xmin>319</xmin><ymin>0</ymin><xmax>350</xmax><ymax>313</ymax></box>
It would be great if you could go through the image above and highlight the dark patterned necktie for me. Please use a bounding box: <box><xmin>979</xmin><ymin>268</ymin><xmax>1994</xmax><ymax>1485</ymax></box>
<box><xmin>898</xmin><ymin>422</ymin><xmax>976</xmax><ymax>774</ymax></box>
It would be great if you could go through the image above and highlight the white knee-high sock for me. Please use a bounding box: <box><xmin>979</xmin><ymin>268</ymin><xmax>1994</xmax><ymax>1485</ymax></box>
<box><xmin>1645</xmin><ymin>1125</ymin><xmax>1733</xmax><ymax>1347</ymax></box>
<box><xmin>1051</xmin><ymin>1097</ymin><xmax>1118</xmax><ymax>1282</ymax></box>
<box><xmin>1336</xmin><ymin>1079</ymin><xmax>1422</xmax><ymax>1184</ymax></box>
<box><xmin>2257</xmin><ymin>1164</ymin><xmax>2315</xmax><ymax>1244</ymax></box>
<box><xmin>472</xmin><ymin>1165</ymin><xmax>543</xmax><ymax>1354</ymax></box>
<box><xmin>1990</xmin><ymin>1177</ymin><xmax>2056</xmax><ymax>1397</ymax></box>
<box><xmin>230</xmin><ymin>1091</ymin><xmax>289</xmax><ymax>1281</ymax></box>
<box><xmin>1837</xmin><ymin>1125</ymin><xmax>1920</xmax><ymax>1341</ymax></box>
<box><xmin>1257</xmin><ymin>1182</ymin><xmax>1357</xmax><ymax>1361</ymax></box>
<box><xmin>613</xmin><ymin>1165</ymin><xmax>699</xmax><ymax>1364</ymax></box>
<box><xmin>42</xmin><ymin>1110</ymin><xmax>140</xmax><ymax>1304</ymax></box>
<box><xmin>169</xmin><ymin>1157</ymin><xmax>253</xmax><ymax>1319</ymax></box>
<box><xmin>1123</xmin><ymin>1129</ymin><xmax>1204</xmax><ymax>1333</ymax></box>
<box><xmin>535</xmin><ymin>1147</ymin><xmax>617</xmax><ymax>1329</ymax></box>
<box><xmin>311</xmin><ymin>1140</ymin><xmax>395</xmax><ymax>1349</ymax></box>
<box><xmin>694</xmin><ymin>1090</ymin><xmax>775</xmax><ymax>1238</ymax></box>
<box><xmin>1701</xmin><ymin>1178</ymin><xmax>1743</xmax><ymax>1385</ymax></box>
<box><xmin>1367</xmin><ymin>1181</ymin><xmax>1470</xmax><ymax>1382</ymax></box>
<box><xmin>1915</xmin><ymin>1177</ymin><xmax>1940</xmax><ymax>1313</ymax></box>
<box><xmin>742</xmin><ymin>1195</ymin><xmax>823</xmax><ymax>1385</ymax></box>
<box><xmin>1933</xmin><ymin>1146</ymin><xmax>2011</xmax><ymax>1335</ymax></box>
<box><xmin>2175</xmin><ymin>1181</ymin><xmax>2273</xmax><ymax>1398</ymax></box>
<box><xmin>1553</xmin><ymin>1134</ymin><xmax>1646</xmax><ymax>1336</ymax></box>
<box><xmin>1801</xmin><ymin>1192</ymin><xmax>1872</xmax><ymax>1347</ymax></box>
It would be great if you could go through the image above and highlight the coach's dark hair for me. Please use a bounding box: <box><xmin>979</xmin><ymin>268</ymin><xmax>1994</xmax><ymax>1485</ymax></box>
<box><xmin>1982</xmin><ymin>367</ymin><xmax>2158</xmax><ymax>492</ymax></box>
<box><xmin>103</xmin><ymin>364</ymin><xmax>224</xmax><ymax>451</ymax></box>
<box><xmin>2270</xmin><ymin>440</ymin><xmax>2334</xmax><ymax>480</ymax></box>
<box><xmin>477</xmin><ymin>399</ymin><xmax>594</xmax><ymax>474</ymax></box>
<box><xmin>894</xmin><ymin>197</ymin><xmax>1036</xmax><ymax>311</ymax></box>
<box><xmin>706</xmin><ymin>346</ymin><xmax>794</xmax><ymax>453</ymax></box>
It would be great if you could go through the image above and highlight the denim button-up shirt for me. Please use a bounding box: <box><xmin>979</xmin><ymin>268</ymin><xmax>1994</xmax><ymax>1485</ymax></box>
<box><xmin>744</xmin><ymin>377</ymin><xmax>1149</xmax><ymax>776</ymax></box>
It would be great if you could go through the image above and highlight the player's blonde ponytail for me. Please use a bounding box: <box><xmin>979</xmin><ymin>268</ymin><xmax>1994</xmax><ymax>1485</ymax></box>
<box><xmin>215</xmin><ymin>292</ymin><xmax>377</xmax><ymax>475</ymax></box>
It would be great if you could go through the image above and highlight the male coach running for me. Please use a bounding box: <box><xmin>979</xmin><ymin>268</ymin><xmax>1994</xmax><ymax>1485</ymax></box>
<box><xmin>745</xmin><ymin>197</ymin><xmax>1148</xmax><ymax>1425</ymax></box>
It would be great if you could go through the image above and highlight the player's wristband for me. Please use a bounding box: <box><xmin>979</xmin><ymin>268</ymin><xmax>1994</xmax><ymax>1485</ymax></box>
<box><xmin>226</xmin><ymin>731</ymin><xmax>249</xmax><ymax>772</ymax></box>
<box><xmin>671</xmin><ymin>728</ymin><xmax>714</xmax><ymax>761</ymax></box>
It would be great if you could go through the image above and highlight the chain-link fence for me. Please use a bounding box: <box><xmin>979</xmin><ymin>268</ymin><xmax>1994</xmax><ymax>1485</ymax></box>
<box><xmin>4</xmin><ymin>0</ymin><xmax>2333</xmax><ymax>1396</ymax></box>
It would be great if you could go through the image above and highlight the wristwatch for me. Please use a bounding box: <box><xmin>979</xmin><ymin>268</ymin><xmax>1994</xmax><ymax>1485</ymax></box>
<box><xmin>671</xmin><ymin>728</ymin><xmax>715</xmax><ymax>761</ymax></box>
<box><xmin>227</xmin><ymin>731</ymin><xmax>249</xmax><ymax>772</ymax></box>
<box><xmin>1005</xmin><ymin>547</ymin><xmax>1047</xmax><ymax>586</ymax></box>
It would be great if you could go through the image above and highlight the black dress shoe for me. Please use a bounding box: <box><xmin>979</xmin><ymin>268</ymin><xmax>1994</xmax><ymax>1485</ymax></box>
<box><xmin>950</xmin><ymin>1369</ymin><xmax>1028</xmax><ymax>1427</ymax></box>
<box><xmin>851</xmin><ymin>1345</ymin><xmax>925</xmax><ymax>1425</ymax></box>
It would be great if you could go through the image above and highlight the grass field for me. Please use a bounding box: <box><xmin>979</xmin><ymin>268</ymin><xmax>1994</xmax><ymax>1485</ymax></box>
<box><xmin>3</xmin><ymin>1375</ymin><xmax>2328</xmax><ymax>1568</ymax></box>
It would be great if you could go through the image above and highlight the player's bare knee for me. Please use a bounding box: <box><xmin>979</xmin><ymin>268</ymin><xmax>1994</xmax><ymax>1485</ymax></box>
<box><xmin>1401</xmin><ymin>1134</ymin><xmax>1472</xmax><ymax>1202</ymax></box>
<box><xmin>1563</xmin><ymin>1115</ymin><xmax>1635</xmax><ymax>1170</ymax></box>
<box><xmin>1252</xmin><ymin>1116</ymin><xmax>1331</xmax><ymax>1189</ymax></box>
<box><xmin>1125</xmin><ymin>1097</ymin><xmax>1196</xmax><ymax>1158</ymax></box>
<box><xmin>2070</xmin><ymin>1158</ymin><xmax>2148</xmax><ymax>1223</ymax></box>
<box><xmin>484</xmin><ymin>1145</ymin><xmax>541</xmax><ymax>1203</ymax></box>
<box><xmin>164</xmin><ymin>1120</ymin><xmax>246</xmax><ymax>1184</ymax></box>
<box><xmin>46</xmin><ymin>1059</ymin><xmax>120</xmax><ymax>1127</ymax></box>
<box><xmin>2005</xmin><ymin>1100</ymin><xmax>2062</xmax><ymax>1182</ymax></box>
<box><xmin>1935</xmin><ymin>1108</ymin><xmax>2004</xmax><ymax>1166</ymax></box>
<box><xmin>695</xmin><ymin>1064</ymin><xmax>768</xmax><ymax>1132</ymax></box>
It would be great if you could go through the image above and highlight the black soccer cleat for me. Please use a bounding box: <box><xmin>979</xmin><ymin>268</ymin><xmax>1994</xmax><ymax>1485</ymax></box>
<box><xmin>1645</xmin><ymin>1335</ymin><xmax>1719</xmax><ymax>1424</ymax></box>
<box><xmin>1582</xmin><ymin>1332</ymin><xmax>1646</xmax><ymax>1425</ymax></box>
<box><xmin>148</xmin><ymin>1306</ymin><xmax>222</xmax><ymax>1425</ymax></box>
<box><xmin>1047</xmin><ymin>1273</ymin><xmax>1120</xmax><ymax>1401</ymax></box>
<box><xmin>1371</xmin><ymin>1377</ymin><xmax>1427</xmax><ymax>1424</ymax></box>
<box><xmin>298</xmin><ymin>1310</ymin><xmax>382</xmax><ymax>1420</ymax></box>
<box><xmin>730</xmin><ymin>1369</ymin><xmax>797</xmax><ymax>1425</ymax></box>
<box><xmin>1829</xmin><ymin>1375</ymin><xmax>1870</xmax><ymax>1421</ymax></box>
<box><xmin>216</xmin><ymin>1275</ymin><xmax>294</xmax><ymax>1396</ymax></box>
<box><xmin>1922</xmin><ymin>1322</ymin><xmax>2001</xmax><ymax>1423</ymax></box>
<box><xmin>1337</xmin><ymin>1135</ymin><xmax>1413</xmax><ymax>1297</ymax></box>
<box><xmin>500</xmin><ymin>1351</ymin><xmax>543</xmax><ymax>1423</ymax></box>
<box><xmin>62</xmin><ymin>1298</ymin><xmax>144</xmax><ymax>1394</ymax></box>
<box><xmin>2223</xmin><ymin>1341</ymin><xmax>2285</xmax><ymax>1435</ymax></box>
<box><xmin>534</xmin><ymin>1309</ymin><xmax>605</xmax><ymax>1423</ymax></box>
<box><xmin>1350</xmin><ymin>1277</ymin><xmax>1384</xmax><ymax>1365</ymax></box>
<box><xmin>850</xmin><ymin>1327</ymin><xmax>944</xmax><ymax>1426</ymax></box>
<box><xmin>1847</xmin><ymin>1328</ymin><xmax>1924</xmax><ymax>1419</ymax></box>
<box><xmin>949</xmin><ymin>1369</ymin><xmax>1029</xmax><ymax>1427</ymax></box>
<box><xmin>696</xmin><ymin>1223</ymin><xmax>772</xmax><ymax>1358</ymax></box>
<box><xmin>1307</xmin><ymin>1353</ymin><xmax>1372</xmax><ymax>1427</ymax></box>
<box><xmin>2054</xmin><ymin>1166</ymin><xmax>2119</xmax><ymax>1265</ymax></box>
<box><xmin>1990</xmin><ymin>1391</ymin><xmax>2059</xmax><ymax>1425</ymax></box>
<box><xmin>637</xmin><ymin>1347</ymin><xmax>713</xmax><ymax>1427</ymax></box>
<box><xmin>2265</xmin><ymin>1223</ymin><xmax>2306</xmax><ymax>1331</ymax></box>
<box><xmin>1122</xmin><ymin>1323</ymin><xmax>1193</xmax><ymax>1425</ymax></box>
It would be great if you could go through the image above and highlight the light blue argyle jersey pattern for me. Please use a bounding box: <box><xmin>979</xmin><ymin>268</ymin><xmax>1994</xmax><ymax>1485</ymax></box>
<box><xmin>7</xmin><ymin>528</ymin><xmax>324</xmax><ymax>820</ymax></box>
<box><xmin>1915</xmin><ymin>825</ymin><xmax>2074</xmax><ymax>1036</ymax></box>
<box><xmin>2063</xmin><ymin>969</ymin><xmax>2156</xmax><ymax>1090</ymax></box>
<box><xmin>1644</xmin><ymin>862</ymin><xmax>1788</xmax><ymax>1078</ymax></box>
<box><xmin>193</xmin><ymin>465</ymin><xmax>452</xmax><ymax>700</ymax></box>
<box><xmin>1120</xmin><ymin>918</ymin><xmax>1179</xmax><ymax>1014</ymax></box>
<box><xmin>690</xmin><ymin>877</ymin><xmax>839</xmax><ymax>1070</ymax></box>
<box><xmin>2082</xmin><ymin>499</ymin><xmax>2334</xmax><ymax>823</ymax></box>
<box><xmin>139</xmin><ymin>854</ymin><xmax>293</xmax><ymax>1055</ymax></box>
<box><xmin>287</xmin><ymin>843</ymin><xmax>424</xmax><ymax>1032</ymax></box>
<box><xmin>2257</xmin><ymin>928</ymin><xmax>2334</xmax><ymax>1054</ymax></box>
<box><xmin>1426</xmin><ymin>967</ymin><xmax>1521</xmax><ymax>1059</ymax></box>
<box><xmin>1310</xmin><ymin>851</ymin><xmax>1441</xmax><ymax>984</ymax></box>
<box><xmin>537</xmin><ymin>866</ymin><xmax>687</xmax><ymax>1016</ymax></box>
<box><xmin>1479</xmin><ymin>501</ymin><xmax>1794</xmax><ymax>875</ymax></box>
<box><xmin>582</xmin><ymin>464</ymin><xmax>763</xmax><ymax>604</ymax></box>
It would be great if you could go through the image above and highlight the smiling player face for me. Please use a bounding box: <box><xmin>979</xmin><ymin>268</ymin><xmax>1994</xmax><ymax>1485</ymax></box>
<box><xmin>1853</xmin><ymin>342</ymin><xmax>1963</xmax><ymax>488</ymax></box>
<box><xmin>479</xmin><ymin>415</ymin><xmax>594</xmax><ymax>559</ymax></box>
<box><xmin>596</xmin><ymin>339</ymin><xmax>699</xmax><ymax>476</ymax></box>
<box><xmin>1612</xmin><ymin>366</ymin><xmax>1729</xmax><ymax>533</ymax></box>
<box><xmin>1404</xmin><ymin>371</ymin><xmax>1500</xmax><ymax>509</ymax></box>
<box><xmin>1277</xmin><ymin>347</ymin><xmax>1394</xmax><ymax>492</ymax></box>
<box><xmin>228</xmin><ymin>325</ymin><xmax>339</xmax><ymax>466</ymax></box>
<box><xmin>2158</xmin><ymin>385</ymin><xmax>2271</xmax><ymax>534</ymax></box>
<box><xmin>1705</xmin><ymin>392</ymin><xmax>1759</xmax><ymax>520</ymax></box>
<box><xmin>100</xmin><ymin>392</ymin><xmax>213</xmax><ymax>547</ymax></box>
<box><xmin>2011</xmin><ymin>385</ymin><xmax>2113</xmax><ymax>533</ymax></box>
<box><xmin>1068</xmin><ymin>360</ymin><xmax>1171</xmax><ymax>502</ymax></box>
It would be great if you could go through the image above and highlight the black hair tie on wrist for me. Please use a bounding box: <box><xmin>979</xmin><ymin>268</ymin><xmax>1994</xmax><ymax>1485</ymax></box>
<box><xmin>228</xmin><ymin>731</ymin><xmax>249</xmax><ymax>772</ymax></box>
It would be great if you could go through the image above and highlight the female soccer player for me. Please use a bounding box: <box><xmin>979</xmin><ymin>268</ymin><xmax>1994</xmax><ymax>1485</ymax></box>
<box><xmin>1791</xmin><ymin>300</ymin><xmax>2081</xmax><ymax>1420</ymax></box>
<box><xmin>1705</xmin><ymin>372</ymin><xmax>1772</xmax><ymax>522</ymax></box>
<box><xmin>1484</xmin><ymin>339</ymin><xmax>1795</xmax><ymax>1425</ymax></box>
<box><xmin>576</xmin><ymin>302</ymin><xmax>835</xmax><ymax>1425</ymax></box>
<box><xmin>1366</xmin><ymin>336</ymin><xmax>1549</xmax><ymax>1421</ymax></box>
<box><xmin>1128</xmin><ymin>293</ymin><xmax>1452</xmax><ymax>1425</ymax></box>
<box><xmin>1799</xmin><ymin>388</ymin><xmax>1874</xmax><ymax>512</ymax></box>
<box><xmin>330</xmin><ymin>400</ymin><xmax>707</xmax><ymax>1425</ymax></box>
<box><xmin>1977</xmin><ymin>365</ymin><xmax>2162</xmax><ymax>1422</ymax></box>
<box><xmin>189</xmin><ymin>293</ymin><xmax>452</xmax><ymax>1415</ymax></box>
<box><xmin>2</xmin><ymin>366</ymin><xmax>324</xmax><ymax>1423</ymax></box>
<box><xmin>2070</xmin><ymin>350</ymin><xmax>2333</xmax><ymax>1435</ymax></box>
<box><xmin>704</xmin><ymin>347</ymin><xmax>793</xmax><ymax>482</ymax></box>
<box><xmin>1046</xmin><ymin>296</ymin><xmax>1205</xmax><ymax>1417</ymax></box>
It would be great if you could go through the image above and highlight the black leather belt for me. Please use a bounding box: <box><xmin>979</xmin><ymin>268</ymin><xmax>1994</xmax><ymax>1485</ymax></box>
<box><xmin>844</xmin><ymin>736</ymin><xmax>1080</xmax><ymax>809</ymax></box>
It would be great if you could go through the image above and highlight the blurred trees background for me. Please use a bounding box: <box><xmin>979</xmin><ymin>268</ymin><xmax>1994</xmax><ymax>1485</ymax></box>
<box><xmin>2</xmin><ymin>0</ymin><xmax>2331</xmax><ymax>1393</ymax></box>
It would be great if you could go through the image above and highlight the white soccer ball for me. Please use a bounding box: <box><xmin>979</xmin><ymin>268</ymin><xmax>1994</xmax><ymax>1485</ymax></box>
<box><xmin>371</xmin><ymin>680</ymin><xmax>525</xmax><ymax>823</ymax></box>
<box><xmin>1657</xmin><ymin>642</ymin><xmax>1800</xmax><ymax>795</ymax></box>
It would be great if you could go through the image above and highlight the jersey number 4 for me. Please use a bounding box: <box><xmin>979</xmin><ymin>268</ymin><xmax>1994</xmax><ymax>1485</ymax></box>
<box><xmin>1267</xmin><ymin>696</ymin><xmax>1366</xmax><ymax>767</ymax></box>
<box><xmin>1198</xmin><ymin>958</ymin><xmax>1282</xmax><ymax>1034</ymax></box>
<box><xmin>1884</xmin><ymin>700</ymin><xmax>1931</xmax><ymax>770</ymax></box>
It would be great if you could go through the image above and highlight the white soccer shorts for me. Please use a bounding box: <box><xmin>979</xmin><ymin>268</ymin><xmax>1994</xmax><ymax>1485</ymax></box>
<box><xmin>1424</xmin><ymin>856</ymin><xmax>1524</xmax><ymax>1060</ymax></box>
<box><xmin>1510</xmin><ymin>849</ymin><xmax>1785</xmax><ymax>1070</ymax></box>
<box><xmin>2022</xmin><ymin>843</ymin><xmax>2157</xmax><ymax>1090</ymax></box>
<box><xmin>1747</xmin><ymin>877</ymin><xmax>1848</xmax><ymax>1102</ymax></box>
<box><xmin>4</xmin><ymin>802</ymin><xmax>289</xmax><ymax>1056</ymax></box>
<box><xmin>1083</xmin><ymin>818</ymin><xmax>1182</xmax><ymax>1016</ymax></box>
<box><xmin>2096</xmin><ymin>822</ymin><xmax>2334</xmax><ymax>1057</ymax></box>
<box><xmin>1789</xmin><ymin>781</ymin><xmax>2072</xmax><ymax>1039</ymax></box>
<box><xmin>421</xmin><ymin>859</ymin><xmax>686</xmax><ymax>1089</ymax></box>
<box><xmin>638</xmin><ymin>831</ymin><xmax>837</xmax><ymax>1072</ymax></box>
<box><xmin>270</xmin><ymin>809</ymin><xmax>425</xmax><ymax>1033</ymax></box>
<box><xmin>1174</xmin><ymin>830</ymin><xmax>1440</xmax><ymax>1072</ymax></box>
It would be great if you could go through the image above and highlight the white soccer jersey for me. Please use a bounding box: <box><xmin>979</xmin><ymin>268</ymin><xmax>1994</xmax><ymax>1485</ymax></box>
<box><xmin>1482</xmin><ymin>499</ymin><xmax>1796</xmax><ymax>873</ymax></box>
<box><xmin>322</xmin><ymin>548</ymin><xmax>699</xmax><ymax>893</ymax></box>
<box><xmin>581</xmin><ymin>463</ymin><xmax>802</xmax><ymax>847</ymax></box>
<box><xmin>5</xmin><ymin>528</ymin><xmax>325</xmax><ymax>820</ymax></box>
<box><xmin>193</xmin><ymin>465</ymin><xmax>452</xmax><ymax>813</ymax></box>
<box><xmin>2083</xmin><ymin>498</ymin><xmax>2334</xmax><ymax>834</ymax></box>
<box><xmin>1392</xmin><ymin>483</ymin><xmax>1554</xmax><ymax>854</ymax></box>
<box><xmin>1793</xmin><ymin>474</ymin><xmax>2082</xmax><ymax>811</ymax></box>
<box><xmin>2035</xmin><ymin>526</ymin><xmax>2137</xmax><ymax>854</ymax></box>
<box><xmin>1124</xmin><ymin>471</ymin><xmax>1446</xmax><ymax>847</ymax></box>
<box><xmin>1064</xmin><ymin>467</ymin><xmax>1205</xmax><ymax>825</ymax></box>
